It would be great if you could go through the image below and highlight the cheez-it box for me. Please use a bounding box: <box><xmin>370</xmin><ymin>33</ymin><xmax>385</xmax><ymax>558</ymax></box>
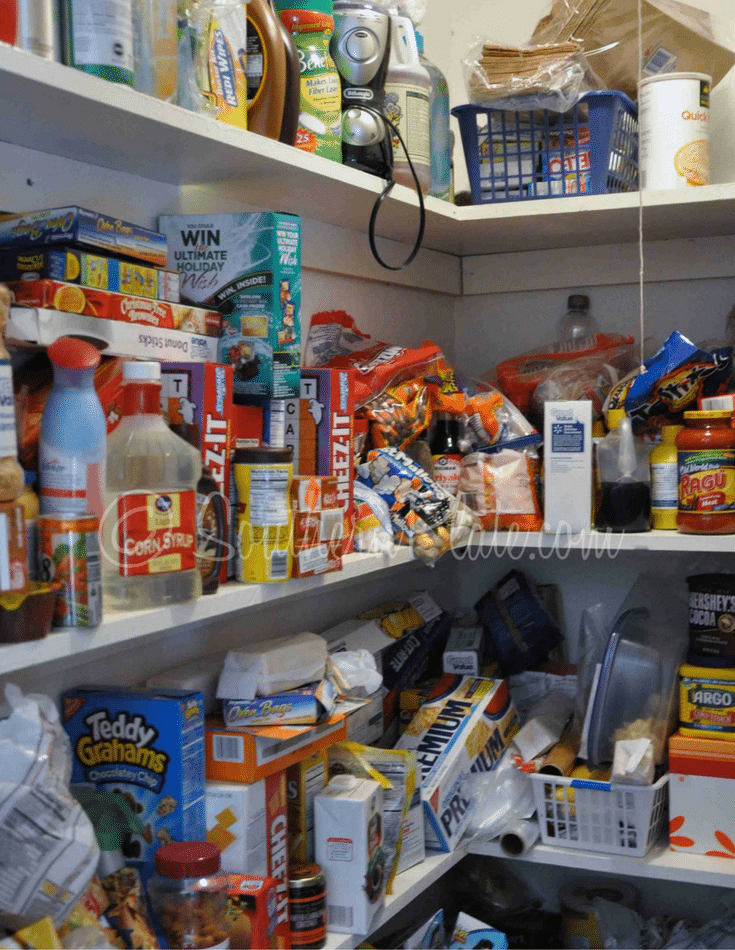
<box><xmin>299</xmin><ymin>370</ymin><xmax>355</xmax><ymax>552</ymax></box>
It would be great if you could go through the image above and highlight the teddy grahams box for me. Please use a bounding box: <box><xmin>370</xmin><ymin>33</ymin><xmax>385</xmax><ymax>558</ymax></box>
<box><xmin>396</xmin><ymin>675</ymin><xmax>519</xmax><ymax>852</ymax></box>
<box><xmin>61</xmin><ymin>686</ymin><xmax>206</xmax><ymax>882</ymax></box>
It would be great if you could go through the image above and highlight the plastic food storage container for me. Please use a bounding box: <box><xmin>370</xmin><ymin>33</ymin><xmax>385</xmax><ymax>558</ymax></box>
<box><xmin>147</xmin><ymin>842</ymin><xmax>229</xmax><ymax>949</ymax></box>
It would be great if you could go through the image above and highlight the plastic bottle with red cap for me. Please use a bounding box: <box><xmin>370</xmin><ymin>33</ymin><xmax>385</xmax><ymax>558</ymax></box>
<box><xmin>147</xmin><ymin>842</ymin><xmax>229</xmax><ymax>949</ymax></box>
<box><xmin>39</xmin><ymin>337</ymin><xmax>107</xmax><ymax>519</ymax></box>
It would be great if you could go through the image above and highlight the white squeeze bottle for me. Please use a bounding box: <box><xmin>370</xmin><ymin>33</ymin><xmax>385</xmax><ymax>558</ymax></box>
<box><xmin>102</xmin><ymin>361</ymin><xmax>202</xmax><ymax>610</ymax></box>
<box><xmin>384</xmin><ymin>10</ymin><xmax>431</xmax><ymax>193</ymax></box>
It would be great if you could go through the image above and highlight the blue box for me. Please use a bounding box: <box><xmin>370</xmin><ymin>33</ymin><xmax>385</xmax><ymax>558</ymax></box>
<box><xmin>61</xmin><ymin>685</ymin><xmax>206</xmax><ymax>881</ymax></box>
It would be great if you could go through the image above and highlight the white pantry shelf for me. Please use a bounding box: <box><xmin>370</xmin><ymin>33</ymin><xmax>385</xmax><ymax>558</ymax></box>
<box><xmin>466</xmin><ymin>529</ymin><xmax>735</xmax><ymax>557</ymax></box>
<box><xmin>3</xmin><ymin>45</ymin><xmax>735</xmax><ymax>257</ymax></box>
<box><xmin>470</xmin><ymin>839</ymin><xmax>735</xmax><ymax>890</ymax></box>
<box><xmin>0</xmin><ymin>548</ymin><xmax>417</xmax><ymax>676</ymax></box>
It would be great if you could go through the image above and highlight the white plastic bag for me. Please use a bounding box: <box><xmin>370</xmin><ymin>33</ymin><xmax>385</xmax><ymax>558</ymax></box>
<box><xmin>462</xmin><ymin>751</ymin><xmax>536</xmax><ymax>844</ymax></box>
<box><xmin>217</xmin><ymin>632</ymin><xmax>328</xmax><ymax>700</ymax></box>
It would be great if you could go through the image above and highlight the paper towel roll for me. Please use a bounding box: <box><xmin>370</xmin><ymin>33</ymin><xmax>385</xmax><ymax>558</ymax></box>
<box><xmin>500</xmin><ymin>819</ymin><xmax>540</xmax><ymax>856</ymax></box>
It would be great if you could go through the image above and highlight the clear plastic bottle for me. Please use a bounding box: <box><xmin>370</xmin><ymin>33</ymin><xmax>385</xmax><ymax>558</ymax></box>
<box><xmin>594</xmin><ymin>409</ymin><xmax>651</xmax><ymax>533</ymax></box>
<box><xmin>132</xmin><ymin>0</ymin><xmax>178</xmax><ymax>100</ymax></box>
<box><xmin>557</xmin><ymin>294</ymin><xmax>599</xmax><ymax>351</ymax></box>
<box><xmin>103</xmin><ymin>361</ymin><xmax>201</xmax><ymax>610</ymax></box>
<box><xmin>416</xmin><ymin>31</ymin><xmax>450</xmax><ymax>200</ymax></box>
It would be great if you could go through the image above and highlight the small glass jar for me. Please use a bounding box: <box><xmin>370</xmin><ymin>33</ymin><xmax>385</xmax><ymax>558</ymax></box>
<box><xmin>677</xmin><ymin>410</ymin><xmax>735</xmax><ymax>534</ymax></box>
<box><xmin>147</xmin><ymin>842</ymin><xmax>230</xmax><ymax>949</ymax></box>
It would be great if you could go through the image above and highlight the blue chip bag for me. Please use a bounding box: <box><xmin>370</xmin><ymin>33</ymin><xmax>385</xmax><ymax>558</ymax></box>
<box><xmin>475</xmin><ymin>570</ymin><xmax>563</xmax><ymax>676</ymax></box>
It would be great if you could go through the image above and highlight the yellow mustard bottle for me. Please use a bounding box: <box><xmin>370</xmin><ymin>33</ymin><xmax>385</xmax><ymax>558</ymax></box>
<box><xmin>650</xmin><ymin>424</ymin><xmax>684</xmax><ymax>530</ymax></box>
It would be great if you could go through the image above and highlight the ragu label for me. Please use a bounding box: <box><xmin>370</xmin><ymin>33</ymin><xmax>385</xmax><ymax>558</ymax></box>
<box><xmin>678</xmin><ymin>450</ymin><xmax>735</xmax><ymax>513</ymax></box>
<box><xmin>117</xmin><ymin>491</ymin><xmax>196</xmax><ymax>576</ymax></box>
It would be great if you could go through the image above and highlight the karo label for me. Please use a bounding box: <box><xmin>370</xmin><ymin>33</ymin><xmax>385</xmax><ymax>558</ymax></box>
<box><xmin>117</xmin><ymin>490</ymin><xmax>196</xmax><ymax>576</ymax></box>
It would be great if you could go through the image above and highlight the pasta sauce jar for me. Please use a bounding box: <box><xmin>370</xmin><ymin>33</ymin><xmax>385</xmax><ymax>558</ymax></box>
<box><xmin>677</xmin><ymin>410</ymin><xmax>735</xmax><ymax>533</ymax></box>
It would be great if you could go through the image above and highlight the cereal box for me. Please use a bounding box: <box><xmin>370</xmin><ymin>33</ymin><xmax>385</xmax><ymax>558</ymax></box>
<box><xmin>159</xmin><ymin>213</ymin><xmax>301</xmax><ymax>398</ymax></box>
<box><xmin>61</xmin><ymin>686</ymin><xmax>206</xmax><ymax>882</ymax></box>
<box><xmin>226</xmin><ymin>875</ymin><xmax>290</xmax><ymax>950</ymax></box>
<box><xmin>314</xmin><ymin>776</ymin><xmax>385</xmax><ymax>935</ymax></box>
<box><xmin>396</xmin><ymin>675</ymin><xmax>519</xmax><ymax>852</ymax></box>
<box><xmin>0</xmin><ymin>207</ymin><xmax>167</xmax><ymax>267</ymax></box>
<box><xmin>300</xmin><ymin>369</ymin><xmax>355</xmax><ymax>552</ymax></box>
<box><xmin>7</xmin><ymin>280</ymin><xmax>221</xmax><ymax>336</ymax></box>
<box><xmin>0</xmin><ymin>247</ymin><xmax>180</xmax><ymax>302</ymax></box>
<box><xmin>205</xmin><ymin>773</ymin><xmax>291</xmax><ymax>939</ymax></box>
<box><xmin>287</xmin><ymin>750</ymin><xmax>328</xmax><ymax>864</ymax></box>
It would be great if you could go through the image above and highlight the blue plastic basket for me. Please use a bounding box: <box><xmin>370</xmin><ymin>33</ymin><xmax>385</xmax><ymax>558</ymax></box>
<box><xmin>452</xmin><ymin>91</ymin><xmax>638</xmax><ymax>204</ymax></box>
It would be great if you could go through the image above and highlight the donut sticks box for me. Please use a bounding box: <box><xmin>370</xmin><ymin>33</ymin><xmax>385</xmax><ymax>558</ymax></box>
<box><xmin>61</xmin><ymin>686</ymin><xmax>206</xmax><ymax>883</ymax></box>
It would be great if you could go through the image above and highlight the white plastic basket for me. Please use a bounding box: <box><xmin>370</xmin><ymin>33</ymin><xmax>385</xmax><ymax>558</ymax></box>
<box><xmin>529</xmin><ymin>772</ymin><xmax>669</xmax><ymax>856</ymax></box>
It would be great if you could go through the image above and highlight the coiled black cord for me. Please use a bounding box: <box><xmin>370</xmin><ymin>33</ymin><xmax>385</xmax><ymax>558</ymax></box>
<box><xmin>361</xmin><ymin>106</ymin><xmax>426</xmax><ymax>271</ymax></box>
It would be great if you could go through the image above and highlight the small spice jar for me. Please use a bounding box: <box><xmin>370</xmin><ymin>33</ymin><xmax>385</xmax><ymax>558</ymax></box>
<box><xmin>677</xmin><ymin>410</ymin><xmax>735</xmax><ymax>534</ymax></box>
<box><xmin>148</xmin><ymin>842</ymin><xmax>230</xmax><ymax>949</ymax></box>
<box><xmin>289</xmin><ymin>863</ymin><xmax>326</xmax><ymax>950</ymax></box>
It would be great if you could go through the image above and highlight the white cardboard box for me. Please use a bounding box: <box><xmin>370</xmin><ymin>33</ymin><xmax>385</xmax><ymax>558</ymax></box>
<box><xmin>443</xmin><ymin>627</ymin><xmax>484</xmax><ymax>677</ymax></box>
<box><xmin>396</xmin><ymin>789</ymin><xmax>426</xmax><ymax>876</ymax></box>
<box><xmin>315</xmin><ymin>776</ymin><xmax>385</xmax><ymax>935</ymax></box>
<box><xmin>543</xmin><ymin>400</ymin><xmax>592</xmax><ymax>534</ymax></box>
<box><xmin>396</xmin><ymin>676</ymin><xmax>519</xmax><ymax>852</ymax></box>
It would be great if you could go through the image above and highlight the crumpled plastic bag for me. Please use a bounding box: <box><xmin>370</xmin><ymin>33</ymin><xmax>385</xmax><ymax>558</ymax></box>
<box><xmin>0</xmin><ymin>684</ymin><xmax>99</xmax><ymax>929</ymax></box>
<box><xmin>462</xmin><ymin>750</ymin><xmax>536</xmax><ymax>844</ymax></box>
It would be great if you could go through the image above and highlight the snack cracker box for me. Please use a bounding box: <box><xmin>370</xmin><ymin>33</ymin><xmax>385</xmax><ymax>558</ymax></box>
<box><xmin>669</xmin><ymin>732</ymin><xmax>735</xmax><ymax>857</ymax></box>
<box><xmin>7</xmin><ymin>280</ymin><xmax>221</xmax><ymax>336</ymax></box>
<box><xmin>226</xmin><ymin>874</ymin><xmax>290</xmax><ymax>950</ymax></box>
<box><xmin>0</xmin><ymin>207</ymin><xmax>167</xmax><ymax>266</ymax></box>
<box><xmin>159</xmin><ymin>213</ymin><xmax>301</xmax><ymax>398</ymax></box>
<box><xmin>293</xmin><ymin>509</ymin><xmax>344</xmax><ymax>548</ymax></box>
<box><xmin>205</xmin><ymin>774</ymin><xmax>290</xmax><ymax>936</ymax></box>
<box><xmin>205</xmin><ymin>715</ymin><xmax>347</xmax><ymax>784</ymax></box>
<box><xmin>0</xmin><ymin>247</ymin><xmax>180</xmax><ymax>301</ymax></box>
<box><xmin>314</xmin><ymin>776</ymin><xmax>385</xmax><ymax>935</ymax></box>
<box><xmin>291</xmin><ymin>542</ymin><xmax>342</xmax><ymax>578</ymax></box>
<box><xmin>300</xmin><ymin>369</ymin><xmax>355</xmax><ymax>552</ymax></box>
<box><xmin>396</xmin><ymin>675</ymin><xmax>519</xmax><ymax>852</ymax></box>
<box><xmin>160</xmin><ymin>362</ymin><xmax>233</xmax><ymax>583</ymax></box>
<box><xmin>61</xmin><ymin>686</ymin><xmax>206</xmax><ymax>882</ymax></box>
<box><xmin>291</xmin><ymin>475</ymin><xmax>339</xmax><ymax>513</ymax></box>
<box><xmin>287</xmin><ymin>750</ymin><xmax>328</xmax><ymax>864</ymax></box>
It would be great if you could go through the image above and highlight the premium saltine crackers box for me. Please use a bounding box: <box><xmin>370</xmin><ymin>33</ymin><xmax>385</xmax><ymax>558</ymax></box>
<box><xmin>396</xmin><ymin>675</ymin><xmax>519</xmax><ymax>852</ymax></box>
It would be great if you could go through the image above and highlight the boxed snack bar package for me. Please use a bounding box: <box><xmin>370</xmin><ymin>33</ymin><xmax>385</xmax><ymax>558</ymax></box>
<box><xmin>396</xmin><ymin>675</ymin><xmax>520</xmax><ymax>852</ymax></box>
<box><xmin>0</xmin><ymin>247</ymin><xmax>180</xmax><ymax>301</ymax></box>
<box><xmin>0</xmin><ymin>207</ymin><xmax>167</xmax><ymax>266</ymax></box>
<box><xmin>159</xmin><ymin>213</ymin><xmax>301</xmax><ymax>398</ymax></box>
<box><xmin>61</xmin><ymin>686</ymin><xmax>206</xmax><ymax>882</ymax></box>
<box><xmin>227</xmin><ymin>874</ymin><xmax>290</xmax><ymax>950</ymax></box>
<box><xmin>287</xmin><ymin>749</ymin><xmax>329</xmax><ymax>864</ymax></box>
<box><xmin>205</xmin><ymin>773</ymin><xmax>290</xmax><ymax>934</ymax></box>
<box><xmin>293</xmin><ymin>509</ymin><xmax>344</xmax><ymax>549</ymax></box>
<box><xmin>315</xmin><ymin>775</ymin><xmax>385</xmax><ymax>935</ymax></box>
<box><xmin>300</xmin><ymin>369</ymin><xmax>355</xmax><ymax>551</ymax></box>
<box><xmin>7</xmin><ymin>279</ymin><xmax>221</xmax><ymax>336</ymax></box>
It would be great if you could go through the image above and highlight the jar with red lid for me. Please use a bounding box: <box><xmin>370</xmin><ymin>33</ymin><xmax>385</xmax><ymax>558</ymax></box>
<box><xmin>147</xmin><ymin>842</ymin><xmax>230</xmax><ymax>949</ymax></box>
<box><xmin>677</xmin><ymin>410</ymin><xmax>735</xmax><ymax>534</ymax></box>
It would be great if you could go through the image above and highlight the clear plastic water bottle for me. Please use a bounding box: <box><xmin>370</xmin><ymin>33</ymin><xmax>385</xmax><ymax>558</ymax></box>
<box><xmin>557</xmin><ymin>294</ymin><xmax>599</xmax><ymax>351</ymax></box>
<box><xmin>416</xmin><ymin>30</ymin><xmax>450</xmax><ymax>200</ymax></box>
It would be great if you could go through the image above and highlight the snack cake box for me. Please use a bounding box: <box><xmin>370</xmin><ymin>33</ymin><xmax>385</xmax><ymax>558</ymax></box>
<box><xmin>160</xmin><ymin>362</ymin><xmax>233</xmax><ymax>583</ymax></box>
<box><xmin>61</xmin><ymin>686</ymin><xmax>206</xmax><ymax>882</ymax></box>
<box><xmin>0</xmin><ymin>207</ymin><xmax>167</xmax><ymax>267</ymax></box>
<box><xmin>396</xmin><ymin>675</ymin><xmax>520</xmax><ymax>852</ymax></box>
<box><xmin>159</xmin><ymin>213</ymin><xmax>302</xmax><ymax>398</ymax></box>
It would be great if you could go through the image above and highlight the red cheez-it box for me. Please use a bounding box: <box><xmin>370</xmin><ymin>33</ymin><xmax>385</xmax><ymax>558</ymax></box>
<box><xmin>7</xmin><ymin>279</ymin><xmax>221</xmax><ymax>337</ymax></box>
<box><xmin>264</xmin><ymin>771</ymin><xmax>291</xmax><ymax>941</ymax></box>
<box><xmin>299</xmin><ymin>369</ymin><xmax>355</xmax><ymax>552</ymax></box>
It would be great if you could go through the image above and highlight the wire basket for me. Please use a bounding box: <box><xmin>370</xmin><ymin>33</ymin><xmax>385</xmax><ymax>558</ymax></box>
<box><xmin>529</xmin><ymin>772</ymin><xmax>669</xmax><ymax>857</ymax></box>
<box><xmin>452</xmin><ymin>92</ymin><xmax>638</xmax><ymax>204</ymax></box>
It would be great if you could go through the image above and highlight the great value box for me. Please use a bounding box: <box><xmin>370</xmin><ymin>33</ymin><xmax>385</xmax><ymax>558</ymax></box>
<box><xmin>396</xmin><ymin>675</ymin><xmax>520</xmax><ymax>852</ymax></box>
<box><xmin>160</xmin><ymin>362</ymin><xmax>233</xmax><ymax>583</ymax></box>
<box><xmin>205</xmin><ymin>774</ymin><xmax>290</xmax><ymax>939</ymax></box>
<box><xmin>61</xmin><ymin>686</ymin><xmax>206</xmax><ymax>882</ymax></box>
<box><xmin>159</xmin><ymin>213</ymin><xmax>301</xmax><ymax>399</ymax></box>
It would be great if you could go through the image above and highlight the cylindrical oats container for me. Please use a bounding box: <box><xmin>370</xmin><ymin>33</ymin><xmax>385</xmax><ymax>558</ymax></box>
<box><xmin>639</xmin><ymin>72</ymin><xmax>711</xmax><ymax>190</ymax></box>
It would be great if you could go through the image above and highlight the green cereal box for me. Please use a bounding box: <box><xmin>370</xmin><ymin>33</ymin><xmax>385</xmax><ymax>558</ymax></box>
<box><xmin>159</xmin><ymin>213</ymin><xmax>301</xmax><ymax>398</ymax></box>
<box><xmin>61</xmin><ymin>685</ymin><xmax>206</xmax><ymax>882</ymax></box>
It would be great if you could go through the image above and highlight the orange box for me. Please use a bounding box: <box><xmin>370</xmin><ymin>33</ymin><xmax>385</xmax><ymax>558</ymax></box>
<box><xmin>0</xmin><ymin>502</ymin><xmax>28</xmax><ymax>596</ymax></box>
<box><xmin>291</xmin><ymin>543</ymin><xmax>342</xmax><ymax>578</ymax></box>
<box><xmin>291</xmin><ymin>475</ymin><xmax>339</xmax><ymax>513</ymax></box>
<box><xmin>227</xmin><ymin>875</ymin><xmax>291</xmax><ymax>950</ymax></box>
<box><xmin>7</xmin><ymin>279</ymin><xmax>221</xmax><ymax>337</ymax></box>
<box><xmin>205</xmin><ymin>716</ymin><xmax>347</xmax><ymax>784</ymax></box>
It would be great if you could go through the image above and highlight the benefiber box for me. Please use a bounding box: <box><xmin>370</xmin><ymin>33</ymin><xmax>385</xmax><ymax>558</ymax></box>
<box><xmin>159</xmin><ymin>213</ymin><xmax>301</xmax><ymax>399</ymax></box>
<box><xmin>205</xmin><ymin>773</ymin><xmax>290</xmax><ymax>935</ymax></box>
<box><xmin>300</xmin><ymin>369</ymin><xmax>355</xmax><ymax>551</ymax></box>
<box><xmin>396</xmin><ymin>675</ymin><xmax>519</xmax><ymax>852</ymax></box>
<box><xmin>61</xmin><ymin>686</ymin><xmax>206</xmax><ymax>882</ymax></box>
<box><xmin>160</xmin><ymin>362</ymin><xmax>233</xmax><ymax>583</ymax></box>
<box><xmin>543</xmin><ymin>400</ymin><xmax>592</xmax><ymax>534</ymax></box>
